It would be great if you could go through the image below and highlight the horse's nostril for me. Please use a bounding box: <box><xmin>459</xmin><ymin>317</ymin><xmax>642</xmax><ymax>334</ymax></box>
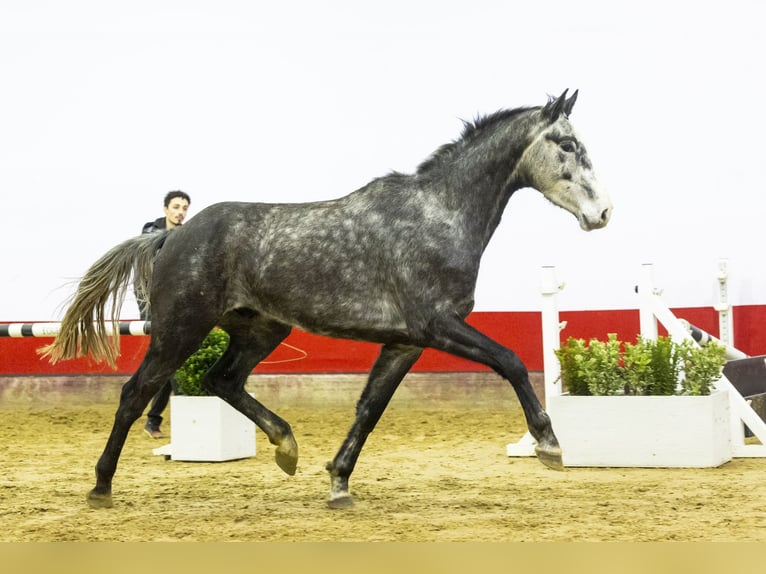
<box><xmin>601</xmin><ymin>208</ymin><xmax>610</xmax><ymax>222</ymax></box>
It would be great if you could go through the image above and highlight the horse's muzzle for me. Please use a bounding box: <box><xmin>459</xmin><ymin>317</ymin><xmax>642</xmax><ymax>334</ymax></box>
<box><xmin>580</xmin><ymin>206</ymin><xmax>612</xmax><ymax>231</ymax></box>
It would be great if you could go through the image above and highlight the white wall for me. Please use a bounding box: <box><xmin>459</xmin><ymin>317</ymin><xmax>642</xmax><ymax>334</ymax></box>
<box><xmin>2</xmin><ymin>0</ymin><xmax>765</xmax><ymax>320</ymax></box>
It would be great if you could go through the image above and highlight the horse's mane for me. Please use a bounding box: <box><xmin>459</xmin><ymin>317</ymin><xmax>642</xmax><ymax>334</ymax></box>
<box><xmin>416</xmin><ymin>105</ymin><xmax>538</xmax><ymax>175</ymax></box>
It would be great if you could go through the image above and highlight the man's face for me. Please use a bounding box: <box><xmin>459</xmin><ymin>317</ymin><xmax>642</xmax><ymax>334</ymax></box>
<box><xmin>164</xmin><ymin>197</ymin><xmax>189</xmax><ymax>228</ymax></box>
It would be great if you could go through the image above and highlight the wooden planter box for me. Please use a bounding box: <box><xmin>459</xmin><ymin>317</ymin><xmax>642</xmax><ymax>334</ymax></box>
<box><xmin>547</xmin><ymin>390</ymin><xmax>731</xmax><ymax>468</ymax></box>
<box><xmin>166</xmin><ymin>396</ymin><xmax>256</xmax><ymax>462</ymax></box>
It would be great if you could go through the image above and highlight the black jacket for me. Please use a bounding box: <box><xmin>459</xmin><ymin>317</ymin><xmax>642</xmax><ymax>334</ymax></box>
<box><xmin>142</xmin><ymin>217</ymin><xmax>168</xmax><ymax>234</ymax></box>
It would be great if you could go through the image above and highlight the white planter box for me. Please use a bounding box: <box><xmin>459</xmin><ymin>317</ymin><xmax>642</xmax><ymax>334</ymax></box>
<box><xmin>547</xmin><ymin>390</ymin><xmax>732</xmax><ymax>468</ymax></box>
<box><xmin>167</xmin><ymin>396</ymin><xmax>256</xmax><ymax>462</ymax></box>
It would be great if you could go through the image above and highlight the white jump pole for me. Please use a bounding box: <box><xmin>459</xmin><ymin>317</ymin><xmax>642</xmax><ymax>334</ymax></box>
<box><xmin>639</xmin><ymin>263</ymin><xmax>766</xmax><ymax>458</ymax></box>
<box><xmin>640</xmin><ymin>262</ymin><xmax>746</xmax><ymax>360</ymax></box>
<box><xmin>678</xmin><ymin>319</ymin><xmax>748</xmax><ymax>361</ymax></box>
<box><xmin>506</xmin><ymin>266</ymin><xmax>565</xmax><ymax>457</ymax></box>
<box><xmin>540</xmin><ymin>265</ymin><xmax>565</xmax><ymax>408</ymax></box>
<box><xmin>0</xmin><ymin>321</ymin><xmax>151</xmax><ymax>337</ymax></box>
<box><xmin>715</xmin><ymin>258</ymin><xmax>735</xmax><ymax>348</ymax></box>
<box><xmin>637</xmin><ymin>263</ymin><xmax>659</xmax><ymax>341</ymax></box>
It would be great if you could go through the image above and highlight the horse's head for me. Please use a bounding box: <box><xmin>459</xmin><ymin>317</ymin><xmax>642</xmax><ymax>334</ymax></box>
<box><xmin>517</xmin><ymin>90</ymin><xmax>612</xmax><ymax>231</ymax></box>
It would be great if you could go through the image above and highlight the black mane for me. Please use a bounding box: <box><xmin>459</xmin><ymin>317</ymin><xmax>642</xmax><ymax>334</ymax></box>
<box><xmin>416</xmin><ymin>106</ymin><xmax>538</xmax><ymax>175</ymax></box>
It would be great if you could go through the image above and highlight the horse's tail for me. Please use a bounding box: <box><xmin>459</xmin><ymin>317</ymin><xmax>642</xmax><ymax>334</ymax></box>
<box><xmin>38</xmin><ymin>231</ymin><xmax>171</xmax><ymax>368</ymax></box>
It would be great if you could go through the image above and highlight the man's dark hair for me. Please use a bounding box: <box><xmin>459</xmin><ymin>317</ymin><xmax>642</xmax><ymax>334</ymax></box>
<box><xmin>164</xmin><ymin>190</ymin><xmax>191</xmax><ymax>207</ymax></box>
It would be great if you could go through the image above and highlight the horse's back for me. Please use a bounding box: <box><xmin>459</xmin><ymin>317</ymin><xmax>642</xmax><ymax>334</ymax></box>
<box><xmin>147</xmin><ymin>178</ymin><xmax>475</xmax><ymax>340</ymax></box>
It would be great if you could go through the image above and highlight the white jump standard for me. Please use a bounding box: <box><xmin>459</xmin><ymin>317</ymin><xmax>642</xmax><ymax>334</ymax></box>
<box><xmin>507</xmin><ymin>263</ymin><xmax>766</xmax><ymax>466</ymax></box>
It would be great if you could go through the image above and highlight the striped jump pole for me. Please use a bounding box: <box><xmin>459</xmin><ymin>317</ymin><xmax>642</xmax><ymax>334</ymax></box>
<box><xmin>0</xmin><ymin>321</ymin><xmax>151</xmax><ymax>338</ymax></box>
<box><xmin>678</xmin><ymin>318</ymin><xmax>748</xmax><ymax>361</ymax></box>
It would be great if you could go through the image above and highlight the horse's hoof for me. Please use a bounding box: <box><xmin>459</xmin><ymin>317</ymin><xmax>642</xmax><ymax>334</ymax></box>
<box><xmin>535</xmin><ymin>444</ymin><xmax>564</xmax><ymax>471</ymax></box>
<box><xmin>275</xmin><ymin>435</ymin><xmax>298</xmax><ymax>476</ymax></box>
<box><xmin>86</xmin><ymin>489</ymin><xmax>114</xmax><ymax>509</ymax></box>
<box><xmin>275</xmin><ymin>450</ymin><xmax>298</xmax><ymax>475</ymax></box>
<box><xmin>327</xmin><ymin>494</ymin><xmax>354</xmax><ymax>509</ymax></box>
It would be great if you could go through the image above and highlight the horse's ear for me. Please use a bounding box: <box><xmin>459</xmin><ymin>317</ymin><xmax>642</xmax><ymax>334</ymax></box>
<box><xmin>542</xmin><ymin>89</ymin><xmax>569</xmax><ymax>121</ymax></box>
<box><xmin>563</xmin><ymin>89</ymin><xmax>578</xmax><ymax>117</ymax></box>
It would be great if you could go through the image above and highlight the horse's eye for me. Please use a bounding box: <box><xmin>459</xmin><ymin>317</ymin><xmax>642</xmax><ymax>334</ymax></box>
<box><xmin>560</xmin><ymin>139</ymin><xmax>577</xmax><ymax>153</ymax></box>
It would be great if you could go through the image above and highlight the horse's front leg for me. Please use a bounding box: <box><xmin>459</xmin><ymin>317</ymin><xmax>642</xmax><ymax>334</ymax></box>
<box><xmin>425</xmin><ymin>315</ymin><xmax>563</xmax><ymax>470</ymax></box>
<box><xmin>207</xmin><ymin>319</ymin><xmax>298</xmax><ymax>475</ymax></box>
<box><xmin>326</xmin><ymin>344</ymin><xmax>422</xmax><ymax>508</ymax></box>
<box><xmin>211</xmin><ymin>384</ymin><xmax>299</xmax><ymax>476</ymax></box>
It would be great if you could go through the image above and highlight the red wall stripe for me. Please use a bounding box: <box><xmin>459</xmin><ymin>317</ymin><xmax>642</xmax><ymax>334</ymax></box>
<box><xmin>2</xmin><ymin>307</ymin><xmax>765</xmax><ymax>376</ymax></box>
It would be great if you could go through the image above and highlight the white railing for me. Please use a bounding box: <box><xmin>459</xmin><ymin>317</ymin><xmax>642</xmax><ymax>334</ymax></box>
<box><xmin>507</xmin><ymin>262</ymin><xmax>766</xmax><ymax>459</ymax></box>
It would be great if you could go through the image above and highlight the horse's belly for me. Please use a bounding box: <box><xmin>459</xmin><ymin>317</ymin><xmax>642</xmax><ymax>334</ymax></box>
<box><xmin>266</xmin><ymin>296</ymin><xmax>409</xmax><ymax>343</ymax></box>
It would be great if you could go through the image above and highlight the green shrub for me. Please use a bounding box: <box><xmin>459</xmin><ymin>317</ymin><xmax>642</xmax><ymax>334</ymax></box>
<box><xmin>556</xmin><ymin>334</ymin><xmax>623</xmax><ymax>395</ymax></box>
<box><xmin>677</xmin><ymin>339</ymin><xmax>728</xmax><ymax>396</ymax></box>
<box><xmin>622</xmin><ymin>338</ymin><xmax>653</xmax><ymax>395</ymax></box>
<box><xmin>555</xmin><ymin>336</ymin><xmax>591</xmax><ymax>396</ymax></box>
<box><xmin>582</xmin><ymin>333</ymin><xmax>623</xmax><ymax>395</ymax></box>
<box><xmin>556</xmin><ymin>333</ymin><xmax>726</xmax><ymax>396</ymax></box>
<box><xmin>647</xmin><ymin>336</ymin><xmax>682</xmax><ymax>395</ymax></box>
<box><xmin>174</xmin><ymin>329</ymin><xmax>230</xmax><ymax>396</ymax></box>
<box><xmin>623</xmin><ymin>336</ymin><xmax>680</xmax><ymax>396</ymax></box>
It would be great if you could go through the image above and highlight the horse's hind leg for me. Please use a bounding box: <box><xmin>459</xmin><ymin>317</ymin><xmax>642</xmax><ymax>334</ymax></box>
<box><xmin>87</xmin><ymin>352</ymin><xmax>188</xmax><ymax>508</ymax></box>
<box><xmin>87</xmin><ymin>318</ymin><xmax>215</xmax><ymax>509</ymax></box>
<box><xmin>326</xmin><ymin>343</ymin><xmax>422</xmax><ymax>508</ymax></box>
<box><xmin>206</xmin><ymin>314</ymin><xmax>298</xmax><ymax>475</ymax></box>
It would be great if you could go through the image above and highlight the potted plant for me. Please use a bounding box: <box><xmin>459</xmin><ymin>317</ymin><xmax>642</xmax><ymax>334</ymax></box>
<box><xmin>548</xmin><ymin>334</ymin><xmax>731</xmax><ymax>467</ymax></box>
<box><xmin>165</xmin><ymin>329</ymin><xmax>256</xmax><ymax>462</ymax></box>
<box><xmin>174</xmin><ymin>328</ymin><xmax>231</xmax><ymax>396</ymax></box>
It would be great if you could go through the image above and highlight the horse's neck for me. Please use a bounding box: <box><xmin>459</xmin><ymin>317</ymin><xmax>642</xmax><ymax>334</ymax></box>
<box><xmin>424</xmin><ymin>125</ymin><xmax>532</xmax><ymax>250</ymax></box>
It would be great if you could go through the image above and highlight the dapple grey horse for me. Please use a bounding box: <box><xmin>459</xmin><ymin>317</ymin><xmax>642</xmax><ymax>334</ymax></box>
<box><xmin>42</xmin><ymin>90</ymin><xmax>612</xmax><ymax>508</ymax></box>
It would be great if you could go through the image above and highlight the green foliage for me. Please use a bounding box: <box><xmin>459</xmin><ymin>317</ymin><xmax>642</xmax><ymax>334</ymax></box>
<box><xmin>174</xmin><ymin>329</ymin><xmax>230</xmax><ymax>396</ymax></box>
<box><xmin>622</xmin><ymin>338</ymin><xmax>652</xmax><ymax>395</ymax></box>
<box><xmin>556</xmin><ymin>333</ymin><xmax>726</xmax><ymax>396</ymax></box>
<box><xmin>648</xmin><ymin>336</ymin><xmax>682</xmax><ymax>395</ymax></box>
<box><xmin>623</xmin><ymin>336</ymin><xmax>680</xmax><ymax>396</ymax></box>
<box><xmin>555</xmin><ymin>334</ymin><xmax>623</xmax><ymax>395</ymax></box>
<box><xmin>677</xmin><ymin>339</ymin><xmax>728</xmax><ymax>396</ymax></box>
<box><xmin>582</xmin><ymin>333</ymin><xmax>623</xmax><ymax>395</ymax></box>
<box><xmin>555</xmin><ymin>337</ymin><xmax>591</xmax><ymax>396</ymax></box>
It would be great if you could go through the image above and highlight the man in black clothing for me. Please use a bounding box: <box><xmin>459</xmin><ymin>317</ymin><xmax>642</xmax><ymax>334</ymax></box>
<box><xmin>138</xmin><ymin>190</ymin><xmax>191</xmax><ymax>438</ymax></box>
